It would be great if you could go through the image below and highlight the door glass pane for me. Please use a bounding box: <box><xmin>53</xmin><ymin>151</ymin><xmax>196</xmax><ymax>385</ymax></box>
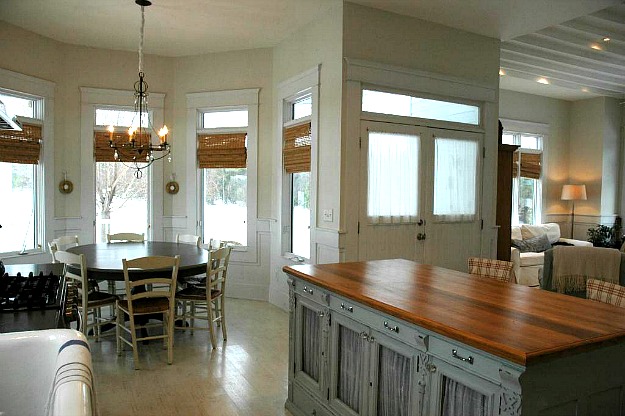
<box><xmin>301</xmin><ymin>306</ymin><xmax>320</xmax><ymax>382</ymax></box>
<box><xmin>203</xmin><ymin>168</ymin><xmax>247</xmax><ymax>246</ymax></box>
<box><xmin>337</xmin><ymin>324</ymin><xmax>364</xmax><ymax>412</ymax></box>
<box><xmin>433</xmin><ymin>138</ymin><xmax>478</xmax><ymax>222</ymax></box>
<box><xmin>292</xmin><ymin>172</ymin><xmax>310</xmax><ymax>258</ymax></box>
<box><xmin>367</xmin><ymin>132</ymin><xmax>419</xmax><ymax>223</ymax></box>
<box><xmin>377</xmin><ymin>345</ymin><xmax>411</xmax><ymax>416</ymax></box>
<box><xmin>441</xmin><ymin>375</ymin><xmax>490</xmax><ymax>416</ymax></box>
<box><xmin>0</xmin><ymin>163</ymin><xmax>35</xmax><ymax>252</ymax></box>
<box><xmin>95</xmin><ymin>162</ymin><xmax>148</xmax><ymax>242</ymax></box>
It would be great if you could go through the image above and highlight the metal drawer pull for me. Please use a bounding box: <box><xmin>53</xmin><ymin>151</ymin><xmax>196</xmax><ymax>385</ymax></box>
<box><xmin>340</xmin><ymin>303</ymin><xmax>354</xmax><ymax>313</ymax></box>
<box><xmin>303</xmin><ymin>286</ymin><xmax>313</xmax><ymax>295</ymax></box>
<box><xmin>452</xmin><ymin>349</ymin><xmax>474</xmax><ymax>365</ymax></box>
<box><xmin>383</xmin><ymin>321</ymin><xmax>399</xmax><ymax>333</ymax></box>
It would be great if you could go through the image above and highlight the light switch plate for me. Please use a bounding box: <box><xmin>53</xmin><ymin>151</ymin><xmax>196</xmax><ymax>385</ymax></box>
<box><xmin>323</xmin><ymin>209</ymin><xmax>333</xmax><ymax>222</ymax></box>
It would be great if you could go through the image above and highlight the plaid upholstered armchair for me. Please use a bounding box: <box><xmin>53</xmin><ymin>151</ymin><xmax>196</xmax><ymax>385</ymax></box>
<box><xmin>467</xmin><ymin>257</ymin><xmax>515</xmax><ymax>283</ymax></box>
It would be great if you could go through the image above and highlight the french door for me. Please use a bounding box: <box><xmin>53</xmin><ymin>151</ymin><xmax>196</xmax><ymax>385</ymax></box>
<box><xmin>358</xmin><ymin>121</ymin><xmax>483</xmax><ymax>271</ymax></box>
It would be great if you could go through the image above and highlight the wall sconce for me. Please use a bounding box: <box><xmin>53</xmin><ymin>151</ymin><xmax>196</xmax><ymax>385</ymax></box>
<box><xmin>59</xmin><ymin>171</ymin><xmax>73</xmax><ymax>194</ymax></box>
<box><xmin>166</xmin><ymin>173</ymin><xmax>179</xmax><ymax>195</ymax></box>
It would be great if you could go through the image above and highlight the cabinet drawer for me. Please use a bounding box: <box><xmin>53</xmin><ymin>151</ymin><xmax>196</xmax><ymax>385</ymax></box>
<box><xmin>429</xmin><ymin>337</ymin><xmax>502</xmax><ymax>383</ymax></box>
<box><xmin>292</xmin><ymin>382</ymin><xmax>332</xmax><ymax>416</ymax></box>
<box><xmin>330</xmin><ymin>295</ymin><xmax>428</xmax><ymax>351</ymax></box>
<box><xmin>294</xmin><ymin>280</ymin><xmax>329</xmax><ymax>306</ymax></box>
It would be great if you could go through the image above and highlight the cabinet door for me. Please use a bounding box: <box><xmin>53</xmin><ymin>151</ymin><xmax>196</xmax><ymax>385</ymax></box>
<box><xmin>427</xmin><ymin>357</ymin><xmax>499</xmax><ymax>416</ymax></box>
<box><xmin>328</xmin><ymin>312</ymin><xmax>370</xmax><ymax>416</ymax></box>
<box><xmin>369</xmin><ymin>330</ymin><xmax>420</xmax><ymax>416</ymax></box>
<box><xmin>294</xmin><ymin>295</ymin><xmax>328</xmax><ymax>397</ymax></box>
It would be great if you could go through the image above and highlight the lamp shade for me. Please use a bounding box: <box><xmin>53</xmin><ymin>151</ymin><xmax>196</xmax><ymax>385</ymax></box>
<box><xmin>561</xmin><ymin>184</ymin><xmax>587</xmax><ymax>201</ymax></box>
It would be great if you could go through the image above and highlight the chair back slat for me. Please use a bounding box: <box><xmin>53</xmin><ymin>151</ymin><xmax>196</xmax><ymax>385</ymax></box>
<box><xmin>206</xmin><ymin>247</ymin><xmax>231</xmax><ymax>291</ymax></box>
<box><xmin>122</xmin><ymin>255</ymin><xmax>180</xmax><ymax>315</ymax></box>
<box><xmin>48</xmin><ymin>235</ymin><xmax>79</xmax><ymax>263</ymax></box>
<box><xmin>107</xmin><ymin>232</ymin><xmax>145</xmax><ymax>243</ymax></box>
<box><xmin>176</xmin><ymin>233</ymin><xmax>201</xmax><ymax>247</ymax></box>
<box><xmin>54</xmin><ymin>250</ymin><xmax>89</xmax><ymax>314</ymax></box>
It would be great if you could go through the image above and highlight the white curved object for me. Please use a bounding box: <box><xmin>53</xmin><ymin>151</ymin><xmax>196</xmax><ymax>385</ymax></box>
<box><xmin>0</xmin><ymin>329</ymin><xmax>96</xmax><ymax>416</ymax></box>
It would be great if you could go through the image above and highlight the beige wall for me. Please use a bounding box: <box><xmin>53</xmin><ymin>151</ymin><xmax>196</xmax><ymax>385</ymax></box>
<box><xmin>499</xmin><ymin>90</ymin><xmax>571</xmax><ymax>217</ymax></box>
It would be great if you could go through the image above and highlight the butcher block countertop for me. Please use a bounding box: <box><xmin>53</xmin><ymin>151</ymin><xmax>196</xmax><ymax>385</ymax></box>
<box><xmin>283</xmin><ymin>259</ymin><xmax>625</xmax><ymax>366</ymax></box>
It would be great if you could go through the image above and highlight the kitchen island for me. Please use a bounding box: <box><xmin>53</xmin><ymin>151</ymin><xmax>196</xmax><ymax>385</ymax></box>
<box><xmin>283</xmin><ymin>259</ymin><xmax>625</xmax><ymax>416</ymax></box>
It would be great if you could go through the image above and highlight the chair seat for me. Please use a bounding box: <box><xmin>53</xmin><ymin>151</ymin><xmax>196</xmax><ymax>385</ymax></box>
<box><xmin>176</xmin><ymin>286</ymin><xmax>221</xmax><ymax>301</ymax></box>
<box><xmin>81</xmin><ymin>291</ymin><xmax>118</xmax><ymax>307</ymax></box>
<box><xmin>117</xmin><ymin>298</ymin><xmax>170</xmax><ymax>314</ymax></box>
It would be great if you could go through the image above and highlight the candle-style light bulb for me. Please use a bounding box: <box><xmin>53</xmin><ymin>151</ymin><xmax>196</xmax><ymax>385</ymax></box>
<box><xmin>107</xmin><ymin>125</ymin><xmax>114</xmax><ymax>142</ymax></box>
<box><xmin>158</xmin><ymin>125</ymin><xmax>169</xmax><ymax>144</ymax></box>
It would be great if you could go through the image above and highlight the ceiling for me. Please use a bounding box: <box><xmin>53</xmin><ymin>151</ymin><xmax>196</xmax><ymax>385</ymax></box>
<box><xmin>0</xmin><ymin>0</ymin><xmax>623</xmax><ymax>101</ymax></box>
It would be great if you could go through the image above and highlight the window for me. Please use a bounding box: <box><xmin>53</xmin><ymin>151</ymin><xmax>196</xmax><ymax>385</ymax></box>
<box><xmin>433</xmin><ymin>137</ymin><xmax>478</xmax><ymax>222</ymax></box>
<box><xmin>362</xmin><ymin>89</ymin><xmax>480</xmax><ymax>126</ymax></box>
<box><xmin>93</xmin><ymin>107</ymin><xmax>149</xmax><ymax>242</ymax></box>
<box><xmin>283</xmin><ymin>97</ymin><xmax>312</xmax><ymax>258</ymax></box>
<box><xmin>367</xmin><ymin>131</ymin><xmax>419</xmax><ymax>224</ymax></box>
<box><xmin>199</xmin><ymin>109</ymin><xmax>249</xmax><ymax>246</ymax></box>
<box><xmin>0</xmin><ymin>92</ymin><xmax>43</xmax><ymax>253</ymax></box>
<box><xmin>502</xmin><ymin>130</ymin><xmax>543</xmax><ymax>225</ymax></box>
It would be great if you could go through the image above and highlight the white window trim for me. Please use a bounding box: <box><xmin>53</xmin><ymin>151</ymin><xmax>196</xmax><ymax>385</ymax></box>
<box><xmin>80</xmin><ymin>87</ymin><xmax>166</xmax><ymax>242</ymax></box>
<box><xmin>0</xmin><ymin>68</ymin><xmax>55</xmax><ymax>258</ymax></box>
<box><xmin>276</xmin><ymin>66</ymin><xmax>320</xmax><ymax>263</ymax></box>
<box><xmin>186</xmin><ymin>88</ymin><xmax>259</xmax><ymax>263</ymax></box>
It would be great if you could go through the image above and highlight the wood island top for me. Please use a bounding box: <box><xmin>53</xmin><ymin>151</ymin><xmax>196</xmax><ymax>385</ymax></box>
<box><xmin>284</xmin><ymin>259</ymin><xmax>625</xmax><ymax>366</ymax></box>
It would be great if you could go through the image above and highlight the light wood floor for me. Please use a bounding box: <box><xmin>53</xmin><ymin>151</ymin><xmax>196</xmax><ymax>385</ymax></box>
<box><xmin>90</xmin><ymin>299</ymin><xmax>292</xmax><ymax>416</ymax></box>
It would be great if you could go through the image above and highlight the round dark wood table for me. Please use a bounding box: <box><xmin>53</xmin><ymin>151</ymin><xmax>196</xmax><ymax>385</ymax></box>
<box><xmin>67</xmin><ymin>241</ymin><xmax>209</xmax><ymax>281</ymax></box>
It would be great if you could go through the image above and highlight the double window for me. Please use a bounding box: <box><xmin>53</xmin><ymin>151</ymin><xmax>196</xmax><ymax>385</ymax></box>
<box><xmin>502</xmin><ymin>128</ymin><xmax>543</xmax><ymax>225</ymax></box>
<box><xmin>0</xmin><ymin>92</ymin><xmax>44</xmax><ymax>253</ymax></box>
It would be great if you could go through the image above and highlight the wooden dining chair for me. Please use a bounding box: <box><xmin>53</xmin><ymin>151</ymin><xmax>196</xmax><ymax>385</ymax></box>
<box><xmin>55</xmin><ymin>250</ymin><xmax>117</xmax><ymax>341</ymax></box>
<box><xmin>467</xmin><ymin>257</ymin><xmax>515</xmax><ymax>283</ymax></box>
<box><xmin>176</xmin><ymin>233</ymin><xmax>201</xmax><ymax>247</ymax></box>
<box><xmin>175</xmin><ymin>246</ymin><xmax>231</xmax><ymax>349</ymax></box>
<box><xmin>587</xmin><ymin>279</ymin><xmax>625</xmax><ymax>308</ymax></box>
<box><xmin>116</xmin><ymin>255</ymin><xmax>180</xmax><ymax>369</ymax></box>
<box><xmin>107</xmin><ymin>232</ymin><xmax>145</xmax><ymax>243</ymax></box>
<box><xmin>48</xmin><ymin>235</ymin><xmax>79</xmax><ymax>263</ymax></box>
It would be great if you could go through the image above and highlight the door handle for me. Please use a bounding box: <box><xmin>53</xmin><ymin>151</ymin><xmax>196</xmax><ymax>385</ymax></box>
<box><xmin>417</xmin><ymin>233</ymin><xmax>426</xmax><ymax>241</ymax></box>
<box><xmin>417</xmin><ymin>219</ymin><xmax>425</xmax><ymax>226</ymax></box>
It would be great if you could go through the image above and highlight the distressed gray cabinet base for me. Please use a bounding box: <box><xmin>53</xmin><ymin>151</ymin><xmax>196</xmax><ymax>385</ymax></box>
<box><xmin>284</xmin><ymin>260</ymin><xmax>625</xmax><ymax>416</ymax></box>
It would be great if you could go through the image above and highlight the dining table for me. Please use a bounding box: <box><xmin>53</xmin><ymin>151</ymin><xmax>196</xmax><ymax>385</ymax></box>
<box><xmin>67</xmin><ymin>241</ymin><xmax>209</xmax><ymax>281</ymax></box>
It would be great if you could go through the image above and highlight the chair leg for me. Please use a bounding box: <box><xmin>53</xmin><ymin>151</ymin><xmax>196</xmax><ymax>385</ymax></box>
<box><xmin>190</xmin><ymin>302</ymin><xmax>195</xmax><ymax>335</ymax></box>
<box><xmin>167</xmin><ymin>310</ymin><xmax>174</xmax><ymax>365</ymax></box>
<box><xmin>219</xmin><ymin>296</ymin><xmax>227</xmax><ymax>341</ymax></box>
<box><xmin>116</xmin><ymin>306</ymin><xmax>122</xmax><ymax>356</ymax></box>
<box><xmin>95</xmin><ymin>307</ymin><xmax>101</xmax><ymax>342</ymax></box>
<box><xmin>163</xmin><ymin>312</ymin><xmax>167</xmax><ymax>349</ymax></box>
<box><xmin>128</xmin><ymin>314</ymin><xmax>140</xmax><ymax>370</ymax></box>
<box><xmin>207</xmin><ymin>299</ymin><xmax>217</xmax><ymax>349</ymax></box>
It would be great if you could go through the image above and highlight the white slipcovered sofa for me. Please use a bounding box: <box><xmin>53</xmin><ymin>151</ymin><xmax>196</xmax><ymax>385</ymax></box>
<box><xmin>510</xmin><ymin>223</ymin><xmax>592</xmax><ymax>286</ymax></box>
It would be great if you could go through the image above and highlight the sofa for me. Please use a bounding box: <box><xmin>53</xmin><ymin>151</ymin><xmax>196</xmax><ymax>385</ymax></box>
<box><xmin>510</xmin><ymin>223</ymin><xmax>592</xmax><ymax>286</ymax></box>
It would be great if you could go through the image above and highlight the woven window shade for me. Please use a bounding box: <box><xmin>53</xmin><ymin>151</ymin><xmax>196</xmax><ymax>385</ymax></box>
<box><xmin>283</xmin><ymin>122</ymin><xmax>311</xmax><ymax>173</ymax></box>
<box><xmin>94</xmin><ymin>131</ymin><xmax>151</xmax><ymax>162</ymax></box>
<box><xmin>197</xmin><ymin>133</ymin><xmax>247</xmax><ymax>169</ymax></box>
<box><xmin>513</xmin><ymin>151</ymin><xmax>541</xmax><ymax>180</ymax></box>
<box><xmin>0</xmin><ymin>123</ymin><xmax>42</xmax><ymax>164</ymax></box>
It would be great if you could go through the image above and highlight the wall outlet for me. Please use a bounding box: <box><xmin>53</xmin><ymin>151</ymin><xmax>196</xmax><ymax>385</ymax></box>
<box><xmin>323</xmin><ymin>209</ymin><xmax>333</xmax><ymax>222</ymax></box>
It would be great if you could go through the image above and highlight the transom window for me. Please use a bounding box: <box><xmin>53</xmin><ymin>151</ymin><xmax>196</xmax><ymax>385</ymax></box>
<box><xmin>95</xmin><ymin>107</ymin><xmax>149</xmax><ymax>128</ymax></box>
<box><xmin>362</xmin><ymin>89</ymin><xmax>480</xmax><ymax>126</ymax></box>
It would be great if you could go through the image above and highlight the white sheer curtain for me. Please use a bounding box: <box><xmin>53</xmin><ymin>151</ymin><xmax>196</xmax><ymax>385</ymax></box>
<box><xmin>337</xmin><ymin>325</ymin><xmax>364</xmax><ymax>412</ymax></box>
<box><xmin>441</xmin><ymin>377</ymin><xmax>490</xmax><ymax>416</ymax></box>
<box><xmin>377</xmin><ymin>345</ymin><xmax>411</xmax><ymax>416</ymax></box>
<box><xmin>433</xmin><ymin>137</ymin><xmax>478</xmax><ymax>222</ymax></box>
<box><xmin>367</xmin><ymin>131</ymin><xmax>419</xmax><ymax>224</ymax></box>
<box><xmin>301</xmin><ymin>307</ymin><xmax>319</xmax><ymax>382</ymax></box>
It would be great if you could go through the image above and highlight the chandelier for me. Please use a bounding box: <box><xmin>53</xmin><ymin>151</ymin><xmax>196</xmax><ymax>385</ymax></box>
<box><xmin>108</xmin><ymin>0</ymin><xmax>170</xmax><ymax>179</ymax></box>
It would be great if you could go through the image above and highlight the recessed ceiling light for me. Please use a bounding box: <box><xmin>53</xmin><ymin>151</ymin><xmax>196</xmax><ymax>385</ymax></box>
<box><xmin>537</xmin><ymin>77</ymin><xmax>549</xmax><ymax>85</ymax></box>
<box><xmin>603</xmin><ymin>37</ymin><xmax>611</xmax><ymax>42</ymax></box>
<box><xmin>591</xmin><ymin>44</ymin><xmax>603</xmax><ymax>51</ymax></box>
<box><xmin>581</xmin><ymin>88</ymin><xmax>589</xmax><ymax>93</ymax></box>
<box><xmin>499</xmin><ymin>69</ymin><xmax>506</xmax><ymax>76</ymax></box>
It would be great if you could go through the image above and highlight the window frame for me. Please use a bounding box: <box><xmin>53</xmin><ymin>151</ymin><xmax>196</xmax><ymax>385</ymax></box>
<box><xmin>0</xmin><ymin>69</ymin><xmax>54</xmax><ymax>259</ymax></box>
<box><xmin>500</xmin><ymin>118</ymin><xmax>547</xmax><ymax>226</ymax></box>
<box><xmin>277</xmin><ymin>67</ymin><xmax>319</xmax><ymax>262</ymax></box>
<box><xmin>186</xmin><ymin>89</ymin><xmax>259</xmax><ymax>262</ymax></box>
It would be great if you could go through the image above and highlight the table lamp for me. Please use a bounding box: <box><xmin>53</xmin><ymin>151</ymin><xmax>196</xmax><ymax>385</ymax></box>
<box><xmin>561</xmin><ymin>184</ymin><xmax>587</xmax><ymax>238</ymax></box>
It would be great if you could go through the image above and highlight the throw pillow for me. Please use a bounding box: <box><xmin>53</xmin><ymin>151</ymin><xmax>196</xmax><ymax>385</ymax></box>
<box><xmin>512</xmin><ymin>234</ymin><xmax>552</xmax><ymax>253</ymax></box>
<box><xmin>520</xmin><ymin>223</ymin><xmax>560</xmax><ymax>244</ymax></box>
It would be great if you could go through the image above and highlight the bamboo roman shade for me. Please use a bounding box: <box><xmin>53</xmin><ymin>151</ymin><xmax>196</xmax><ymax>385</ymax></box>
<box><xmin>0</xmin><ymin>123</ymin><xmax>42</xmax><ymax>164</ymax></box>
<box><xmin>197</xmin><ymin>133</ymin><xmax>247</xmax><ymax>169</ymax></box>
<box><xmin>513</xmin><ymin>151</ymin><xmax>541</xmax><ymax>180</ymax></box>
<box><xmin>94</xmin><ymin>131</ymin><xmax>151</xmax><ymax>162</ymax></box>
<box><xmin>283</xmin><ymin>121</ymin><xmax>311</xmax><ymax>173</ymax></box>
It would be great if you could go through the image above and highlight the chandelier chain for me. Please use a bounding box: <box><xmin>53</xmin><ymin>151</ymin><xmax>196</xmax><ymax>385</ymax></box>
<box><xmin>139</xmin><ymin>5</ymin><xmax>145</xmax><ymax>73</ymax></box>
